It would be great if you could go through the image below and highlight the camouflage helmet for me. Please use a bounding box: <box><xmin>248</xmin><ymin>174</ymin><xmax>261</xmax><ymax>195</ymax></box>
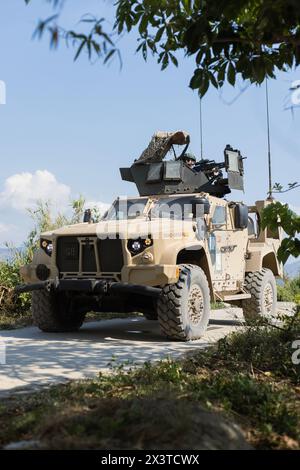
<box><xmin>180</xmin><ymin>152</ymin><xmax>197</xmax><ymax>163</ymax></box>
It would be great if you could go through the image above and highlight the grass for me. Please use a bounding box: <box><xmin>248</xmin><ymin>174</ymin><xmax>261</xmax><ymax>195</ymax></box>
<box><xmin>0</xmin><ymin>311</ymin><xmax>33</xmax><ymax>330</ymax></box>
<box><xmin>1</xmin><ymin>311</ymin><xmax>299</xmax><ymax>450</ymax></box>
<box><xmin>211</xmin><ymin>301</ymin><xmax>227</xmax><ymax>310</ymax></box>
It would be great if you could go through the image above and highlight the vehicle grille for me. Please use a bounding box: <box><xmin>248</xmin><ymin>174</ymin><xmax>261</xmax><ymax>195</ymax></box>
<box><xmin>56</xmin><ymin>237</ymin><xmax>124</xmax><ymax>274</ymax></box>
<box><xmin>97</xmin><ymin>238</ymin><xmax>124</xmax><ymax>273</ymax></box>
<box><xmin>57</xmin><ymin>237</ymin><xmax>79</xmax><ymax>273</ymax></box>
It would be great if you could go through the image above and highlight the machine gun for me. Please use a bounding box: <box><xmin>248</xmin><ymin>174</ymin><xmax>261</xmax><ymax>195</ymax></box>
<box><xmin>120</xmin><ymin>132</ymin><xmax>245</xmax><ymax>198</ymax></box>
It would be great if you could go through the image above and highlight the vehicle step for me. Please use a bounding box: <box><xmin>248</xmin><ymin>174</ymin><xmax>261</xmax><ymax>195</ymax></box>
<box><xmin>222</xmin><ymin>293</ymin><xmax>251</xmax><ymax>301</ymax></box>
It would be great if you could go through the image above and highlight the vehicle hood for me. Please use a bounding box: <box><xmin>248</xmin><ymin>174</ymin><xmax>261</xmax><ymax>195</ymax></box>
<box><xmin>41</xmin><ymin>218</ymin><xmax>194</xmax><ymax>240</ymax></box>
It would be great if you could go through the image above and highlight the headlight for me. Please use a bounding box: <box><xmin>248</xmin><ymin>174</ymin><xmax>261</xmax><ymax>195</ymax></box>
<box><xmin>131</xmin><ymin>240</ymin><xmax>142</xmax><ymax>252</ymax></box>
<box><xmin>41</xmin><ymin>239</ymin><xmax>53</xmax><ymax>257</ymax></box>
<box><xmin>127</xmin><ymin>237</ymin><xmax>153</xmax><ymax>256</ymax></box>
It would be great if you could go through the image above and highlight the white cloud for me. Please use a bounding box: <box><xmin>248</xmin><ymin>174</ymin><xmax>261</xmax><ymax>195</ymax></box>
<box><xmin>0</xmin><ymin>170</ymin><xmax>71</xmax><ymax>212</ymax></box>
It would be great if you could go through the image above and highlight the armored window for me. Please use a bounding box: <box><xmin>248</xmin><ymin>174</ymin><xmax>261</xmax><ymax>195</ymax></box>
<box><xmin>248</xmin><ymin>216</ymin><xmax>256</xmax><ymax>237</ymax></box>
<box><xmin>147</xmin><ymin>163</ymin><xmax>163</xmax><ymax>183</ymax></box>
<box><xmin>104</xmin><ymin>198</ymin><xmax>148</xmax><ymax>220</ymax></box>
<box><xmin>212</xmin><ymin>206</ymin><xmax>226</xmax><ymax>226</ymax></box>
<box><xmin>163</xmin><ymin>161</ymin><xmax>182</xmax><ymax>181</ymax></box>
<box><xmin>151</xmin><ymin>196</ymin><xmax>196</xmax><ymax>220</ymax></box>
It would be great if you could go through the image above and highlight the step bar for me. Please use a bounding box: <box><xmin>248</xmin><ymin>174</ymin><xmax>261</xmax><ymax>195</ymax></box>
<box><xmin>216</xmin><ymin>292</ymin><xmax>251</xmax><ymax>302</ymax></box>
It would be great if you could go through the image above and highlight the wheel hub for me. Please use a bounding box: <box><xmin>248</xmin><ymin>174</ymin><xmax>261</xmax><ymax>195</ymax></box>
<box><xmin>263</xmin><ymin>282</ymin><xmax>274</xmax><ymax>314</ymax></box>
<box><xmin>188</xmin><ymin>285</ymin><xmax>204</xmax><ymax>325</ymax></box>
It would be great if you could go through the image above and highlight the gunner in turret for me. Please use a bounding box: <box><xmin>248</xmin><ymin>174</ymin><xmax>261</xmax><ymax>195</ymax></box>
<box><xmin>180</xmin><ymin>153</ymin><xmax>197</xmax><ymax>169</ymax></box>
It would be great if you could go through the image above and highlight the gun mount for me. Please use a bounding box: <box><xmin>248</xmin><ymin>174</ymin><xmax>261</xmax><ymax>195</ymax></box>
<box><xmin>120</xmin><ymin>131</ymin><xmax>245</xmax><ymax>198</ymax></box>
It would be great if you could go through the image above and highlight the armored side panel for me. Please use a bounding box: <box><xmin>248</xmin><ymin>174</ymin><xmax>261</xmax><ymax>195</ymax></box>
<box><xmin>228</xmin><ymin>171</ymin><xmax>244</xmax><ymax>191</ymax></box>
<box><xmin>225</xmin><ymin>148</ymin><xmax>244</xmax><ymax>191</ymax></box>
<box><xmin>120</xmin><ymin>131</ymin><xmax>245</xmax><ymax>198</ymax></box>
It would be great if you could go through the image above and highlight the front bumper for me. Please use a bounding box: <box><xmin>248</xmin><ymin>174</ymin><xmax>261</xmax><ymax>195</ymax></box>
<box><xmin>15</xmin><ymin>278</ymin><xmax>162</xmax><ymax>298</ymax></box>
<box><xmin>122</xmin><ymin>264</ymin><xmax>179</xmax><ymax>286</ymax></box>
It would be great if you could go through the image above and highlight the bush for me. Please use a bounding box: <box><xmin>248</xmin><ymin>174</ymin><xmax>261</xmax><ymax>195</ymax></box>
<box><xmin>278</xmin><ymin>276</ymin><xmax>300</xmax><ymax>302</ymax></box>
<box><xmin>0</xmin><ymin>197</ymin><xmax>104</xmax><ymax>326</ymax></box>
<box><xmin>185</xmin><ymin>307</ymin><xmax>300</xmax><ymax>384</ymax></box>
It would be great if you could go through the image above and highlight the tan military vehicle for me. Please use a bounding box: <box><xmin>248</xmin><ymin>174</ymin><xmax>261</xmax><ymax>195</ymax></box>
<box><xmin>17</xmin><ymin>131</ymin><xmax>282</xmax><ymax>341</ymax></box>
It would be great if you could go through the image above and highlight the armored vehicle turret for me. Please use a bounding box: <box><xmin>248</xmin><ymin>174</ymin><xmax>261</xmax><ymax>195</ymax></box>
<box><xmin>120</xmin><ymin>131</ymin><xmax>245</xmax><ymax>198</ymax></box>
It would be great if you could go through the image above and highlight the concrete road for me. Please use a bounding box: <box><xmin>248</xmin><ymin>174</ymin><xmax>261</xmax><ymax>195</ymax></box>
<box><xmin>0</xmin><ymin>308</ymin><xmax>245</xmax><ymax>396</ymax></box>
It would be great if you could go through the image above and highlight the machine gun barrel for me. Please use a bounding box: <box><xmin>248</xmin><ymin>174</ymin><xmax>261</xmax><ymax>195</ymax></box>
<box><xmin>194</xmin><ymin>160</ymin><xmax>226</xmax><ymax>172</ymax></box>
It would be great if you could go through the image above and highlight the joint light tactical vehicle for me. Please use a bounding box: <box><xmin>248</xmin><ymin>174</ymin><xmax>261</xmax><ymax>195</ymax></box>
<box><xmin>17</xmin><ymin>131</ymin><xmax>282</xmax><ymax>341</ymax></box>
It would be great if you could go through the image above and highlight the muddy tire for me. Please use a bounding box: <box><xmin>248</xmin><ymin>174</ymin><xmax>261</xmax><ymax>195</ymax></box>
<box><xmin>31</xmin><ymin>290</ymin><xmax>85</xmax><ymax>332</ymax></box>
<box><xmin>157</xmin><ymin>264</ymin><xmax>210</xmax><ymax>341</ymax></box>
<box><xmin>242</xmin><ymin>268</ymin><xmax>277</xmax><ymax>322</ymax></box>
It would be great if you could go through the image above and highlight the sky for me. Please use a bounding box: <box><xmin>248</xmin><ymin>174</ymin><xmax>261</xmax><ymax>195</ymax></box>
<box><xmin>0</xmin><ymin>0</ymin><xmax>299</xmax><ymax>248</ymax></box>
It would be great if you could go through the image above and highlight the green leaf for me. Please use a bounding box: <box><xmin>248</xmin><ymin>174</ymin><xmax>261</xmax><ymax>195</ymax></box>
<box><xmin>142</xmin><ymin>42</ymin><xmax>147</xmax><ymax>61</ymax></box>
<box><xmin>227</xmin><ymin>62</ymin><xmax>236</xmax><ymax>86</ymax></box>
<box><xmin>252</xmin><ymin>57</ymin><xmax>266</xmax><ymax>84</ymax></box>
<box><xmin>169</xmin><ymin>53</ymin><xmax>178</xmax><ymax>67</ymax></box>
<box><xmin>74</xmin><ymin>39</ymin><xmax>86</xmax><ymax>61</ymax></box>
<box><xmin>209</xmin><ymin>71</ymin><xmax>219</xmax><ymax>89</ymax></box>
<box><xmin>182</xmin><ymin>0</ymin><xmax>192</xmax><ymax>15</ymax></box>
<box><xmin>104</xmin><ymin>49</ymin><xmax>116</xmax><ymax>64</ymax></box>
<box><xmin>217</xmin><ymin>62</ymin><xmax>227</xmax><ymax>82</ymax></box>
<box><xmin>199</xmin><ymin>75</ymin><xmax>209</xmax><ymax>97</ymax></box>
<box><xmin>154</xmin><ymin>26</ymin><xmax>165</xmax><ymax>43</ymax></box>
<box><xmin>49</xmin><ymin>27</ymin><xmax>59</xmax><ymax>49</ymax></box>
<box><xmin>92</xmin><ymin>41</ymin><xmax>101</xmax><ymax>55</ymax></box>
<box><xmin>139</xmin><ymin>14</ymin><xmax>148</xmax><ymax>35</ymax></box>
<box><xmin>195</xmin><ymin>49</ymin><xmax>204</xmax><ymax>65</ymax></box>
<box><xmin>189</xmin><ymin>69</ymin><xmax>203</xmax><ymax>90</ymax></box>
<box><xmin>161</xmin><ymin>53</ymin><xmax>169</xmax><ymax>70</ymax></box>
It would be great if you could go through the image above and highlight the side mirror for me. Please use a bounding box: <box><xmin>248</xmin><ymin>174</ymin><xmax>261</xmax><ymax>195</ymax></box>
<box><xmin>234</xmin><ymin>203</ymin><xmax>248</xmax><ymax>229</ymax></box>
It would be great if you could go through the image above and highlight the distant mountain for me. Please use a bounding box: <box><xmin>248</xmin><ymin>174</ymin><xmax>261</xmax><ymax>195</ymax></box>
<box><xmin>285</xmin><ymin>260</ymin><xmax>300</xmax><ymax>279</ymax></box>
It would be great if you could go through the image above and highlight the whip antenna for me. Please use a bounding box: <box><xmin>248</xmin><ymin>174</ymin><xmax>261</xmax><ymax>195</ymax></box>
<box><xmin>199</xmin><ymin>95</ymin><xmax>204</xmax><ymax>160</ymax></box>
<box><xmin>265</xmin><ymin>78</ymin><xmax>273</xmax><ymax>198</ymax></box>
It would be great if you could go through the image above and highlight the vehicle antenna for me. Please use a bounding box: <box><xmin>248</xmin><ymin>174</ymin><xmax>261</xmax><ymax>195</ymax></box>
<box><xmin>199</xmin><ymin>95</ymin><xmax>204</xmax><ymax>160</ymax></box>
<box><xmin>265</xmin><ymin>78</ymin><xmax>273</xmax><ymax>199</ymax></box>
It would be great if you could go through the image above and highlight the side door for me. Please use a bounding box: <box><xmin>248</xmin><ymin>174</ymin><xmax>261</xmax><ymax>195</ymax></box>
<box><xmin>208</xmin><ymin>204</ymin><xmax>232</xmax><ymax>291</ymax></box>
<box><xmin>209</xmin><ymin>203</ymin><xmax>249</xmax><ymax>293</ymax></box>
<box><xmin>224</xmin><ymin>204</ymin><xmax>248</xmax><ymax>289</ymax></box>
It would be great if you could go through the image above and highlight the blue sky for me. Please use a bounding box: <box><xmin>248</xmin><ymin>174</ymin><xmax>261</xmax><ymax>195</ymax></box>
<box><xmin>0</xmin><ymin>0</ymin><xmax>299</xmax><ymax>247</ymax></box>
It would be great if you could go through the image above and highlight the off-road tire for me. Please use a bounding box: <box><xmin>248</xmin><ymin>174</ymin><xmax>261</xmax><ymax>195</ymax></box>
<box><xmin>157</xmin><ymin>264</ymin><xmax>210</xmax><ymax>341</ymax></box>
<box><xmin>242</xmin><ymin>268</ymin><xmax>277</xmax><ymax>322</ymax></box>
<box><xmin>143</xmin><ymin>299</ymin><xmax>158</xmax><ymax>320</ymax></box>
<box><xmin>143</xmin><ymin>311</ymin><xmax>158</xmax><ymax>321</ymax></box>
<box><xmin>32</xmin><ymin>290</ymin><xmax>85</xmax><ymax>332</ymax></box>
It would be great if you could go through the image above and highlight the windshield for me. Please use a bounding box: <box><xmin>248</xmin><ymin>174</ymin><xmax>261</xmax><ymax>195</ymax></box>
<box><xmin>151</xmin><ymin>196</ymin><xmax>205</xmax><ymax>220</ymax></box>
<box><xmin>104</xmin><ymin>198</ymin><xmax>148</xmax><ymax>220</ymax></box>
